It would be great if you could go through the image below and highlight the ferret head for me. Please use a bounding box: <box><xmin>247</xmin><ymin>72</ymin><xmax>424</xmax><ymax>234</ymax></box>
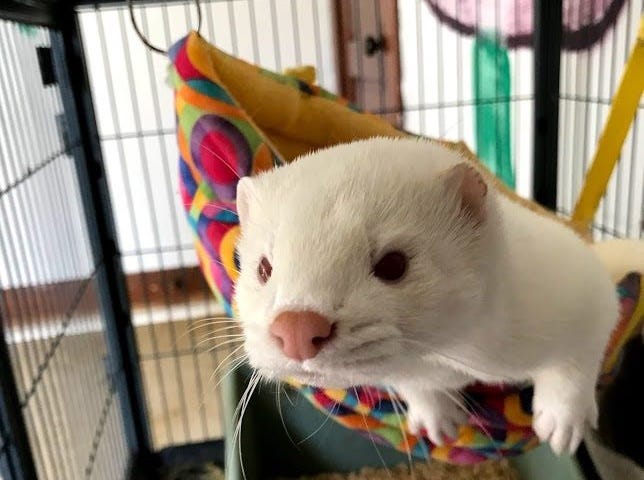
<box><xmin>234</xmin><ymin>138</ymin><xmax>493</xmax><ymax>388</ymax></box>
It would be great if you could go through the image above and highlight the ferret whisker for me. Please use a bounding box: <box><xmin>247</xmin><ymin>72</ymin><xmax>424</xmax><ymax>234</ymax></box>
<box><xmin>454</xmin><ymin>388</ymin><xmax>501</xmax><ymax>456</ymax></box>
<box><xmin>185</xmin><ymin>323</ymin><xmax>241</xmax><ymax>339</ymax></box>
<box><xmin>439</xmin><ymin>117</ymin><xmax>463</xmax><ymax>139</ymax></box>
<box><xmin>206</xmin><ymin>355</ymin><xmax>247</xmax><ymax>402</ymax></box>
<box><xmin>441</xmin><ymin>389</ymin><xmax>476</xmax><ymax>442</ymax></box>
<box><xmin>209</xmin><ymin>344</ymin><xmax>246</xmax><ymax>382</ymax></box>
<box><xmin>276</xmin><ymin>381</ymin><xmax>300</xmax><ymax>450</ymax></box>
<box><xmin>400</xmin><ymin>338</ymin><xmax>515</xmax><ymax>382</ymax></box>
<box><xmin>298</xmin><ymin>401</ymin><xmax>338</xmax><ymax>445</ymax></box>
<box><xmin>348</xmin><ymin>320</ymin><xmax>383</xmax><ymax>333</ymax></box>
<box><xmin>443</xmin><ymin>390</ymin><xmax>502</xmax><ymax>458</ymax></box>
<box><xmin>202</xmin><ymin>203</ymin><xmax>237</xmax><ymax>215</ymax></box>
<box><xmin>187</xmin><ymin>324</ymin><xmax>242</xmax><ymax>336</ymax></box>
<box><xmin>214</xmin><ymin>258</ymin><xmax>240</xmax><ymax>275</ymax></box>
<box><xmin>212</xmin><ymin>354</ymin><xmax>248</xmax><ymax>389</ymax></box>
<box><xmin>190</xmin><ymin>317</ymin><xmax>236</xmax><ymax>325</ymax></box>
<box><xmin>188</xmin><ymin>321</ymin><xmax>237</xmax><ymax>332</ymax></box>
<box><xmin>196</xmin><ymin>334</ymin><xmax>245</xmax><ymax>348</ymax></box>
<box><xmin>202</xmin><ymin>337</ymin><xmax>245</xmax><ymax>353</ymax></box>
<box><xmin>434</xmin><ymin>351</ymin><xmax>515</xmax><ymax>382</ymax></box>
<box><xmin>177</xmin><ymin>323</ymin><xmax>211</xmax><ymax>344</ymax></box>
<box><xmin>232</xmin><ymin>371</ymin><xmax>260</xmax><ymax>480</ymax></box>
<box><xmin>193</xmin><ymin>315</ymin><xmax>235</xmax><ymax>321</ymax></box>
<box><xmin>348</xmin><ymin>336</ymin><xmax>396</xmax><ymax>353</ymax></box>
<box><xmin>364</xmin><ymin>387</ymin><xmax>376</xmax><ymax>406</ymax></box>
<box><xmin>462</xmin><ymin>394</ymin><xmax>503</xmax><ymax>459</ymax></box>
<box><xmin>201</xmin><ymin>343</ymin><xmax>244</xmax><ymax>358</ymax></box>
<box><xmin>182</xmin><ymin>196</ymin><xmax>271</xmax><ymax>237</ymax></box>
<box><xmin>354</xmin><ymin>387</ymin><xmax>393</xmax><ymax>479</ymax></box>
<box><xmin>198</xmin><ymin>331</ymin><xmax>245</xmax><ymax>339</ymax></box>
<box><xmin>185</xmin><ymin>202</ymin><xmax>236</xmax><ymax>215</ymax></box>
<box><xmin>390</xmin><ymin>389</ymin><xmax>431</xmax><ymax>460</ymax></box>
<box><xmin>457</xmin><ymin>390</ymin><xmax>487</xmax><ymax>419</ymax></box>
<box><xmin>198</xmin><ymin>349</ymin><xmax>247</xmax><ymax>411</ymax></box>
<box><xmin>343</xmin><ymin>353</ymin><xmax>393</xmax><ymax>368</ymax></box>
<box><xmin>386</xmin><ymin>386</ymin><xmax>416</xmax><ymax>478</ymax></box>
<box><xmin>214</xmin><ymin>354</ymin><xmax>248</xmax><ymax>385</ymax></box>
<box><xmin>192</xmin><ymin>138</ymin><xmax>242</xmax><ymax>180</ymax></box>
<box><xmin>235</xmin><ymin>372</ymin><xmax>260</xmax><ymax>479</ymax></box>
<box><xmin>283</xmin><ymin>384</ymin><xmax>296</xmax><ymax>407</ymax></box>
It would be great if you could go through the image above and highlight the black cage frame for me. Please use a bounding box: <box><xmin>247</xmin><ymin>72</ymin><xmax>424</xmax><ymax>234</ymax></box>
<box><xmin>1</xmin><ymin>0</ymin><xmax>610</xmax><ymax>478</ymax></box>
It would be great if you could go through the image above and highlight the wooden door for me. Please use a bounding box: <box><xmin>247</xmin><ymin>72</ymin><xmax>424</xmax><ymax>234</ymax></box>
<box><xmin>334</xmin><ymin>0</ymin><xmax>402</xmax><ymax>127</ymax></box>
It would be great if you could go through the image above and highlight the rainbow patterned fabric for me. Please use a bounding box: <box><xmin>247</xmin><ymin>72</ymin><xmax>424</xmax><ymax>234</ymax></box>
<box><xmin>293</xmin><ymin>272</ymin><xmax>642</xmax><ymax>464</ymax></box>
<box><xmin>170</xmin><ymin>32</ymin><xmax>644</xmax><ymax>464</ymax></box>
<box><xmin>170</xmin><ymin>37</ymin><xmax>280</xmax><ymax>317</ymax></box>
<box><xmin>170</xmin><ymin>33</ymin><xmax>359</xmax><ymax>318</ymax></box>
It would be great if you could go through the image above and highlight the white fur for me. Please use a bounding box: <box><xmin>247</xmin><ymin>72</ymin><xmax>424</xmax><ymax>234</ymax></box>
<box><xmin>234</xmin><ymin>138</ymin><xmax>619</xmax><ymax>455</ymax></box>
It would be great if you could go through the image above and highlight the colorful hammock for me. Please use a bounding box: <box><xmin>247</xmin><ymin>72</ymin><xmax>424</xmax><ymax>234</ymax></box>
<box><xmin>170</xmin><ymin>31</ymin><xmax>644</xmax><ymax>464</ymax></box>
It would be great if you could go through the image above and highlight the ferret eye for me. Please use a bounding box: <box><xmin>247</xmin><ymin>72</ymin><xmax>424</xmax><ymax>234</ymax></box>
<box><xmin>373</xmin><ymin>251</ymin><xmax>407</xmax><ymax>283</ymax></box>
<box><xmin>258</xmin><ymin>256</ymin><xmax>272</xmax><ymax>284</ymax></box>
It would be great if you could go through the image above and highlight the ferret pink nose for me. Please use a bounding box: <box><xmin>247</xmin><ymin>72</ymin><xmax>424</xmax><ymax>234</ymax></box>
<box><xmin>270</xmin><ymin>311</ymin><xmax>334</xmax><ymax>361</ymax></box>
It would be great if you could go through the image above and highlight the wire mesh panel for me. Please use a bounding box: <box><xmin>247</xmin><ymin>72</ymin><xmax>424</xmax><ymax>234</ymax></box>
<box><xmin>0</xmin><ymin>21</ymin><xmax>131</xmax><ymax>479</ymax></box>
<box><xmin>0</xmin><ymin>327</ymin><xmax>36</xmax><ymax>480</ymax></box>
<box><xmin>75</xmin><ymin>0</ymin><xmax>339</xmax><ymax>450</ymax></box>
<box><xmin>557</xmin><ymin>0</ymin><xmax>643</xmax><ymax>240</ymax></box>
<box><xmin>77</xmin><ymin>3</ymin><xmax>225</xmax><ymax>450</ymax></box>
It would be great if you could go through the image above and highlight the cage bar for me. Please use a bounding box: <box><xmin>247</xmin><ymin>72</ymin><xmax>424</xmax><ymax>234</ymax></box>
<box><xmin>0</xmin><ymin>1</ymin><xmax>642</xmax><ymax>479</ymax></box>
<box><xmin>0</xmin><ymin>317</ymin><xmax>38</xmax><ymax>480</ymax></box>
<box><xmin>51</xmin><ymin>10</ymin><xmax>152</xmax><ymax>460</ymax></box>
<box><xmin>533</xmin><ymin>0</ymin><xmax>563</xmax><ymax>209</ymax></box>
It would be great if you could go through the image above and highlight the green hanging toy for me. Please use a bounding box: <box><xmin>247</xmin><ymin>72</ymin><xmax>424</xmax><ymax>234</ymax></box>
<box><xmin>473</xmin><ymin>33</ymin><xmax>514</xmax><ymax>189</ymax></box>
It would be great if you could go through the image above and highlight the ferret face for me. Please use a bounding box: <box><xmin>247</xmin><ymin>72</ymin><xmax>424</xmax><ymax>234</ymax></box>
<box><xmin>233</xmin><ymin>138</ymin><xmax>489</xmax><ymax>388</ymax></box>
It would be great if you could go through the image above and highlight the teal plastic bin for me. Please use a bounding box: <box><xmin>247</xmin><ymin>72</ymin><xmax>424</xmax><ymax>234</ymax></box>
<box><xmin>222</xmin><ymin>367</ymin><xmax>587</xmax><ymax>480</ymax></box>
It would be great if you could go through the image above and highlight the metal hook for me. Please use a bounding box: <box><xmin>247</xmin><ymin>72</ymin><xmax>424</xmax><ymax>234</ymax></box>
<box><xmin>128</xmin><ymin>0</ymin><xmax>202</xmax><ymax>55</ymax></box>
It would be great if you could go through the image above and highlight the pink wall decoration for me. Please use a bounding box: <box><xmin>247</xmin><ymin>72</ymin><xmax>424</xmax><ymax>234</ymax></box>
<box><xmin>425</xmin><ymin>0</ymin><xmax>627</xmax><ymax>49</ymax></box>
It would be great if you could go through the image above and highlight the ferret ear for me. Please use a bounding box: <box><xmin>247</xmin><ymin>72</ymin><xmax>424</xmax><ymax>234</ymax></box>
<box><xmin>440</xmin><ymin>162</ymin><xmax>488</xmax><ymax>223</ymax></box>
<box><xmin>236</xmin><ymin>177</ymin><xmax>255</xmax><ymax>228</ymax></box>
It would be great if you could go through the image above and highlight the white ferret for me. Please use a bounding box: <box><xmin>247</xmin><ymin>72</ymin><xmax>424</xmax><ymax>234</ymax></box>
<box><xmin>233</xmin><ymin>137</ymin><xmax>618</xmax><ymax>455</ymax></box>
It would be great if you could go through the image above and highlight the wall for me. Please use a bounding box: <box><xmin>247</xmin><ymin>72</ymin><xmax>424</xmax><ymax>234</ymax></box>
<box><xmin>398</xmin><ymin>0</ymin><xmax>643</xmax><ymax>232</ymax></box>
<box><xmin>399</xmin><ymin>0</ymin><xmax>535</xmax><ymax>199</ymax></box>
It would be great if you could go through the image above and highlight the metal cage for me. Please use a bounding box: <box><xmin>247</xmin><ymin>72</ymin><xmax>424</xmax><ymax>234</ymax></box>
<box><xmin>0</xmin><ymin>0</ymin><xmax>642</xmax><ymax>479</ymax></box>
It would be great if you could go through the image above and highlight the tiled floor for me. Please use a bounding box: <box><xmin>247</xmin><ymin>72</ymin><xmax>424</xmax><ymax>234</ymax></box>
<box><xmin>6</xmin><ymin>300</ymin><xmax>238</xmax><ymax>478</ymax></box>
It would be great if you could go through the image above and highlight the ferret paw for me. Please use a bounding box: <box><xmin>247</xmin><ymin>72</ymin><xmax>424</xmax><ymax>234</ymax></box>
<box><xmin>405</xmin><ymin>391</ymin><xmax>468</xmax><ymax>446</ymax></box>
<box><xmin>533</xmin><ymin>370</ymin><xmax>598</xmax><ymax>456</ymax></box>
<box><xmin>532</xmin><ymin>404</ymin><xmax>590</xmax><ymax>455</ymax></box>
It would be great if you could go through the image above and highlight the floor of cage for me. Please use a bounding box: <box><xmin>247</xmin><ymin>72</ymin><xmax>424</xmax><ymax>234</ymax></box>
<box><xmin>6</xmin><ymin>301</ymin><xmax>230</xmax><ymax>477</ymax></box>
<box><xmin>135</xmin><ymin>314</ymin><xmax>229</xmax><ymax>449</ymax></box>
<box><xmin>160</xmin><ymin>459</ymin><xmax>521</xmax><ymax>480</ymax></box>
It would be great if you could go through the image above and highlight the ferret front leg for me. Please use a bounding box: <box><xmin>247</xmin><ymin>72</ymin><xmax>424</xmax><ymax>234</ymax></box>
<box><xmin>532</xmin><ymin>365</ymin><xmax>598</xmax><ymax>455</ymax></box>
<box><xmin>395</xmin><ymin>385</ymin><xmax>469</xmax><ymax>446</ymax></box>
